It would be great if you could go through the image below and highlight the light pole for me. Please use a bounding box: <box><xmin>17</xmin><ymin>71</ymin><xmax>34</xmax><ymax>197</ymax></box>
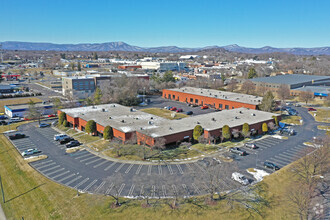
<box><xmin>76</xmin><ymin>172</ymin><xmax>79</xmax><ymax>197</ymax></box>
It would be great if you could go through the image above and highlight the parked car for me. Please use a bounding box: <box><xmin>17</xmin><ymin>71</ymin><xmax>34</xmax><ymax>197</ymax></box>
<box><xmin>201</xmin><ymin>105</ymin><xmax>209</xmax><ymax>109</ymax></box>
<box><xmin>39</xmin><ymin>123</ymin><xmax>51</xmax><ymax>128</ymax></box>
<box><xmin>280</xmin><ymin>128</ymin><xmax>296</xmax><ymax>136</ymax></box>
<box><xmin>22</xmin><ymin>148</ymin><xmax>41</xmax><ymax>156</ymax></box>
<box><xmin>164</xmin><ymin>106</ymin><xmax>172</xmax><ymax>110</ymax></box>
<box><xmin>0</xmin><ymin>115</ymin><xmax>7</xmax><ymax>119</ymax></box>
<box><xmin>191</xmin><ymin>104</ymin><xmax>198</xmax><ymax>107</ymax></box>
<box><xmin>230</xmin><ymin>147</ymin><xmax>247</xmax><ymax>156</ymax></box>
<box><xmin>244</xmin><ymin>143</ymin><xmax>257</xmax><ymax>149</ymax></box>
<box><xmin>59</xmin><ymin>137</ymin><xmax>74</xmax><ymax>144</ymax></box>
<box><xmin>8</xmin><ymin>117</ymin><xmax>22</xmax><ymax>123</ymax></box>
<box><xmin>295</xmin><ymin>103</ymin><xmax>301</xmax><ymax>107</ymax></box>
<box><xmin>231</xmin><ymin>172</ymin><xmax>249</xmax><ymax>185</ymax></box>
<box><xmin>54</xmin><ymin>134</ymin><xmax>69</xmax><ymax>141</ymax></box>
<box><xmin>0</xmin><ymin>120</ymin><xmax>7</xmax><ymax>126</ymax></box>
<box><xmin>264</xmin><ymin>162</ymin><xmax>280</xmax><ymax>170</ymax></box>
<box><xmin>9</xmin><ymin>133</ymin><xmax>26</xmax><ymax>140</ymax></box>
<box><xmin>308</xmin><ymin>108</ymin><xmax>317</xmax><ymax>112</ymax></box>
<box><xmin>186</xmin><ymin>111</ymin><xmax>193</xmax><ymax>115</ymax></box>
<box><xmin>176</xmin><ymin>108</ymin><xmax>183</xmax><ymax>112</ymax></box>
<box><xmin>170</xmin><ymin>107</ymin><xmax>177</xmax><ymax>111</ymax></box>
<box><xmin>48</xmin><ymin>114</ymin><xmax>56</xmax><ymax>117</ymax></box>
<box><xmin>66</xmin><ymin>140</ymin><xmax>81</xmax><ymax>148</ymax></box>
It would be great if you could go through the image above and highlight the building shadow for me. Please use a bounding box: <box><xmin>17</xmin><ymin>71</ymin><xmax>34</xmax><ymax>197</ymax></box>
<box><xmin>5</xmin><ymin>183</ymin><xmax>46</xmax><ymax>203</ymax></box>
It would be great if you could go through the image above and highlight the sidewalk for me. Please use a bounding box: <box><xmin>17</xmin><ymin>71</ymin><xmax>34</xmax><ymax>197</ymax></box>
<box><xmin>0</xmin><ymin>204</ymin><xmax>6</xmax><ymax>220</ymax></box>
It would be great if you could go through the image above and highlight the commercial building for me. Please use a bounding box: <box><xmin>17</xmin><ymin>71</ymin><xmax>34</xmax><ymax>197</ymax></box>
<box><xmin>0</xmin><ymin>84</ymin><xmax>17</xmax><ymax>93</ymax></box>
<box><xmin>250</xmin><ymin>74</ymin><xmax>330</xmax><ymax>90</ymax></box>
<box><xmin>290</xmin><ymin>86</ymin><xmax>329</xmax><ymax>98</ymax></box>
<box><xmin>62</xmin><ymin>74</ymin><xmax>149</xmax><ymax>98</ymax></box>
<box><xmin>162</xmin><ymin>87</ymin><xmax>263</xmax><ymax>110</ymax></box>
<box><xmin>137</xmin><ymin>61</ymin><xmax>187</xmax><ymax>71</ymax></box>
<box><xmin>5</xmin><ymin>103</ymin><xmax>53</xmax><ymax>118</ymax></box>
<box><xmin>59</xmin><ymin>104</ymin><xmax>279</xmax><ymax>146</ymax></box>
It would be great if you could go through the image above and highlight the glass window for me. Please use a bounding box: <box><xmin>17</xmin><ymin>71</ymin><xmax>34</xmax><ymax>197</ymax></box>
<box><xmin>219</xmin><ymin>104</ymin><xmax>223</xmax><ymax>109</ymax></box>
<box><xmin>225</xmin><ymin>105</ymin><xmax>229</xmax><ymax>110</ymax></box>
<box><xmin>190</xmin><ymin>98</ymin><xmax>193</xmax><ymax>102</ymax></box>
<box><xmin>195</xmin><ymin>99</ymin><xmax>198</xmax><ymax>104</ymax></box>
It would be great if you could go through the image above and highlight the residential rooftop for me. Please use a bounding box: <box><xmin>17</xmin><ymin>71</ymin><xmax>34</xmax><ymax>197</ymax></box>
<box><xmin>61</xmin><ymin>104</ymin><xmax>279</xmax><ymax>138</ymax></box>
<box><xmin>250</xmin><ymin>74</ymin><xmax>330</xmax><ymax>85</ymax></box>
<box><xmin>165</xmin><ymin>87</ymin><xmax>263</xmax><ymax>105</ymax></box>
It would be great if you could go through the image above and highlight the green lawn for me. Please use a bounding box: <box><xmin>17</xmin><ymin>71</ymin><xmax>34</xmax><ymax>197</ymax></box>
<box><xmin>140</xmin><ymin>108</ymin><xmax>188</xmax><ymax>120</ymax></box>
<box><xmin>191</xmin><ymin>143</ymin><xmax>219</xmax><ymax>154</ymax></box>
<box><xmin>280</xmin><ymin>115</ymin><xmax>302</xmax><ymax>125</ymax></box>
<box><xmin>74</xmin><ymin>134</ymin><xmax>100</xmax><ymax>144</ymax></box>
<box><xmin>317</xmin><ymin>125</ymin><xmax>330</xmax><ymax>131</ymax></box>
<box><xmin>87</xmin><ymin>140</ymin><xmax>110</xmax><ymax>152</ymax></box>
<box><xmin>309</xmin><ymin>109</ymin><xmax>330</xmax><ymax>123</ymax></box>
<box><xmin>66</xmin><ymin>128</ymin><xmax>79</xmax><ymax>136</ymax></box>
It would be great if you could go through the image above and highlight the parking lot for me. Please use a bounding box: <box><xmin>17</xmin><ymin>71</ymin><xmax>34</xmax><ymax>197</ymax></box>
<box><xmin>134</xmin><ymin>96</ymin><xmax>216</xmax><ymax>116</ymax></box>
<box><xmin>4</xmin><ymin>106</ymin><xmax>326</xmax><ymax>197</ymax></box>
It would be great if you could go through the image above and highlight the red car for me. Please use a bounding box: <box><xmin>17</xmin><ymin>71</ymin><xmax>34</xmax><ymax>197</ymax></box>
<box><xmin>201</xmin><ymin>105</ymin><xmax>209</xmax><ymax>109</ymax></box>
<box><xmin>308</xmin><ymin>108</ymin><xmax>317</xmax><ymax>112</ymax></box>
<box><xmin>48</xmin><ymin>114</ymin><xmax>56</xmax><ymax>117</ymax></box>
<box><xmin>176</xmin><ymin>108</ymin><xmax>183</xmax><ymax>112</ymax></box>
<box><xmin>170</xmin><ymin>107</ymin><xmax>177</xmax><ymax>111</ymax></box>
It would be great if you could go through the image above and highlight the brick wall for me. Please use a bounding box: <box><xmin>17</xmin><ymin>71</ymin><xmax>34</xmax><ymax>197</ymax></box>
<box><xmin>162</xmin><ymin>89</ymin><xmax>258</xmax><ymax>110</ymax></box>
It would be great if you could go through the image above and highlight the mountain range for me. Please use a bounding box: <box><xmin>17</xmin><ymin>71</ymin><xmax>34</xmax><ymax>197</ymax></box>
<box><xmin>1</xmin><ymin>41</ymin><xmax>329</xmax><ymax>55</ymax></box>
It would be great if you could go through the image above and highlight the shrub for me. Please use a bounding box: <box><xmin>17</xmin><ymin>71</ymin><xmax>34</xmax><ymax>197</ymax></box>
<box><xmin>262</xmin><ymin>122</ymin><xmax>268</xmax><ymax>133</ymax></box>
<box><xmin>62</xmin><ymin>119</ymin><xmax>68</xmax><ymax>127</ymax></box>
<box><xmin>59</xmin><ymin>112</ymin><xmax>66</xmax><ymax>125</ymax></box>
<box><xmin>222</xmin><ymin>125</ymin><xmax>231</xmax><ymax>140</ymax></box>
<box><xmin>241</xmin><ymin>123</ymin><xmax>250</xmax><ymax>138</ymax></box>
<box><xmin>103</xmin><ymin>126</ymin><xmax>113</xmax><ymax>140</ymax></box>
<box><xmin>85</xmin><ymin>120</ymin><xmax>96</xmax><ymax>135</ymax></box>
<box><xmin>193</xmin><ymin>125</ymin><xmax>203</xmax><ymax>141</ymax></box>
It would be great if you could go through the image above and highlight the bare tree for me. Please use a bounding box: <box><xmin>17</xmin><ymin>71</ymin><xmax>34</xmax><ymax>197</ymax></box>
<box><xmin>227</xmin><ymin>80</ymin><xmax>238</xmax><ymax>92</ymax></box>
<box><xmin>241</xmin><ymin>80</ymin><xmax>256</xmax><ymax>95</ymax></box>
<box><xmin>299</xmin><ymin>90</ymin><xmax>314</xmax><ymax>105</ymax></box>
<box><xmin>232</xmin><ymin>129</ymin><xmax>240</xmax><ymax>139</ymax></box>
<box><xmin>256</xmin><ymin>84</ymin><xmax>268</xmax><ymax>96</ymax></box>
<box><xmin>277</xmin><ymin>84</ymin><xmax>291</xmax><ymax>102</ymax></box>
<box><xmin>105</xmin><ymin>173</ymin><xmax>125</xmax><ymax>208</ymax></box>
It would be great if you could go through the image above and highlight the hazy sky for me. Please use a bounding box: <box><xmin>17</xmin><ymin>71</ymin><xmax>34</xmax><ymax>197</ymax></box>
<box><xmin>1</xmin><ymin>0</ymin><xmax>329</xmax><ymax>48</ymax></box>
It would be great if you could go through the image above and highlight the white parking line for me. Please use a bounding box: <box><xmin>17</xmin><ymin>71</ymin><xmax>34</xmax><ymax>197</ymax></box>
<box><xmin>194</xmin><ymin>163</ymin><xmax>205</xmax><ymax>172</ymax></box>
<box><xmin>158</xmin><ymin>165</ymin><xmax>162</xmax><ymax>175</ymax></box>
<box><xmin>185</xmin><ymin>163</ymin><xmax>193</xmax><ymax>171</ymax></box>
<box><xmin>85</xmin><ymin>157</ymin><xmax>103</xmax><ymax>165</ymax></box>
<box><xmin>104</xmin><ymin>162</ymin><xmax>117</xmax><ymax>171</ymax></box>
<box><xmin>147</xmin><ymin>165</ymin><xmax>152</xmax><ymax>175</ymax></box>
<box><xmin>182</xmin><ymin>184</ymin><xmax>188</xmax><ymax>194</ymax></box>
<box><xmin>172</xmin><ymin>185</ymin><xmax>177</xmax><ymax>196</ymax></box>
<box><xmin>273</xmin><ymin>156</ymin><xmax>292</xmax><ymax>165</ymax></box>
<box><xmin>41</xmin><ymin>165</ymin><xmax>61</xmax><ymax>173</ymax></box>
<box><xmin>83</xmin><ymin>179</ymin><xmax>98</xmax><ymax>192</ymax></box>
<box><xmin>115</xmin><ymin>163</ymin><xmax>125</xmax><ymax>173</ymax></box>
<box><xmin>46</xmin><ymin>168</ymin><xmax>65</xmax><ymax>176</ymax></box>
<box><xmin>269</xmin><ymin>159</ymin><xmax>287</xmax><ymax>167</ymax></box>
<box><xmin>105</xmin><ymin>183</ymin><xmax>114</xmax><ymax>195</ymax></box>
<box><xmin>135</xmin><ymin>164</ymin><xmax>143</xmax><ymax>174</ymax></box>
<box><xmin>70</xmin><ymin>150</ymin><xmax>88</xmax><ymax>157</ymax></box>
<box><xmin>162</xmin><ymin>185</ymin><xmax>167</xmax><ymax>197</ymax></box>
<box><xmin>58</xmin><ymin>173</ymin><xmax>76</xmax><ymax>182</ymax></box>
<box><xmin>128</xmin><ymin>184</ymin><xmax>135</xmax><ymax>197</ymax></box>
<box><xmin>66</xmin><ymin>175</ymin><xmax>82</xmax><ymax>186</ymax></box>
<box><xmin>33</xmin><ymin>159</ymin><xmax>53</xmax><ymax>167</ymax></box>
<box><xmin>118</xmin><ymin>183</ymin><xmax>125</xmax><ymax>196</ymax></box>
<box><xmin>139</xmin><ymin>185</ymin><xmax>144</xmax><ymax>196</ymax></box>
<box><xmin>167</xmin><ymin>164</ymin><xmax>173</xmax><ymax>175</ymax></box>
<box><xmin>73</xmin><ymin>178</ymin><xmax>89</xmax><ymax>189</ymax></box>
<box><xmin>52</xmin><ymin>171</ymin><xmax>70</xmax><ymax>179</ymax></box>
<box><xmin>277</xmin><ymin>153</ymin><xmax>293</xmax><ymax>160</ymax></box>
<box><xmin>75</xmin><ymin>153</ymin><xmax>92</xmax><ymax>160</ymax></box>
<box><xmin>94</xmin><ymin>181</ymin><xmax>106</xmax><ymax>193</ymax></box>
<box><xmin>192</xmin><ymin>183</ymin><xmax>201</xmax><ymax>194</ymax></box>
<box><xmin>176</xmin><ymin>164</ymin><xmax>183</xmax><ymax>174</ymax></box>
<box><xmin>93</xmin><ymin>160</ymin><xmax>108</xmax><ymax>168</ymax></box>
<box><xmin>151</xmin><ymin>185</ymin><xmax>156</xmax><ymax>197</ymax></box>
<box><xmin>36</xmin><ymin>162</ymin><xmax>56</xmax><ymax>169</ymax></box>
<box><xmin>125</xmin><ymin>164</ymin><xmax>134</xmax><ymax>174</ymax></box>
<box><xmin>80</xmin><ymin>156</ymin><xmax>98</xmax><ymax>163</ymax></box>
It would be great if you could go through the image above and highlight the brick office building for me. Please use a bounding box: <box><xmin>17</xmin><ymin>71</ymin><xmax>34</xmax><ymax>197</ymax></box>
<box><xmin>59</xmin><ymin>104</ymin><xmax>279</xmax><ymax>147</ymax></box>
<box><xmin>162</xmin><ymin>87</ymin><xmax>263</xmax><ymax>110</ymax></box>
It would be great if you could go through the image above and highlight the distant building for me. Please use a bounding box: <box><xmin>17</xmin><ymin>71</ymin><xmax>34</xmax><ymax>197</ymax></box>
<box><xmin>5</xmin><ymin>102</ymin><xmax>53</xmax><ymax>118</ymax></box>
<box><xmin>117</xmin><ymin>65</ymin><xmax>142</xmax><ymax>70</ymax></box>
<box><xmin>290</xmin><ymin>86</ymin><xmax>329</xmax><ymax>98</ymax></box>
<box><xmin>0</xmin><ymin>84</ymin><xmax>17</xmax><ymax>93</ymax></box>
<box><xmin>137</xmin><ymin>61</ymin><xmax>187</xmax><ymax>71</ymax></box>
<box><xmin>179</xmin><ymin>55</ymin><xmax>200</xmax><ymax>60</ymax></box>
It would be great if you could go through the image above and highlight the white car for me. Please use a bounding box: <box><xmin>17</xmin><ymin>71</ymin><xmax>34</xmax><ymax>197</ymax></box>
<box><xmin>231</xmin><ymin>172</ymin><xmax>249</xmax><ymax>185</ymax></box>
<box><xmin>54</xmin><ymin>134</ymin><xmax>69</xmax><ymax>141</ymax></box>
<box><xmin>22</xmin><ymin>148</ymin><xmax>41</xmax><ymax>156</ymax></box>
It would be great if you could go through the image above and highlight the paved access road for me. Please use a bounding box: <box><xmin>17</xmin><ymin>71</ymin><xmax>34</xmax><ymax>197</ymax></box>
<box><xmin>6</xmin><ymin>106</ymin><xmax>327</xmax><ymax>198</ymax></box>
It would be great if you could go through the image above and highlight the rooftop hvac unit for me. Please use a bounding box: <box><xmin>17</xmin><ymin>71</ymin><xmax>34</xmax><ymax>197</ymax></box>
<box><xmin>140</xmin><ymin>127</ymin><xmax>143</xmax><ymax>130</ymax></box>
<box><xmin>121</xmin><ymin>120</ymin><xmax>125</xmax><ymax>123</ymax></box>
<box><xmin>109</xmin><ymin>116</ymin><xmax>111</xmax><ymax>119</ymax></box>
<box><xmin>212</xmin><ymin>118</ymin><xmax>216</xmax><ymax>121</ymax></box>
<box><xmin>148</xmin><ymin>121</ymin><xmax>153</xmax><ymax>125</ymax></box>
<box><xmin>197</xmin><ymin>121</ymin><xmax>200</xmax><ymax>124</ymax></box>
<box><xmin>169</xmin><ymin>127</ymin><xmax>173</xmax><ymax>130</ymax></box>
<box><xmin>150</xmin><ymin>117</ymin><xmax>153</xmax><ymax>119</ymax></box>
<box><xmin>251</xmin><ymin>113</ymin><xmax>256</xmax><ymax>116</ymax></box>
<box><xmin>239</xmin><ymin>111</ymin><xmax>242</xmax><ymax>114</ymax></box>
<box><xmin>130</xmin><ymin>108</ymin><xmax>133</xmax><ymax>112</ymax></box>
<box><xmin>235</xmin><ymin>116</ymin><xmax>238</xmax><ymax>119</ymax></box>
<box><xmin>102</xmin><ymin>108</ymin><xmax>105</xmax><ymax>112</ymax></box>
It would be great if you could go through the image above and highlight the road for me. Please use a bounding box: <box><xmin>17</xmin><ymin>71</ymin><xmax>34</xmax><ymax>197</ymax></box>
<box><xmin>5</xmin><ymin>106</ymin><xmax>327</xmax><ymax>198</ymax></box>
<box><xmin>0</xmin><ymin>204</ymin><xmax>6</xmax><ymax>220</ymax></box>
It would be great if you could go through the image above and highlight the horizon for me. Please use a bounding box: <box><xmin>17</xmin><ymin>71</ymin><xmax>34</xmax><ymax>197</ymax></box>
<box><xmin>1</xmin><ymin>0</ymin><xmax>329</xmax><ymax>48</ymax></box>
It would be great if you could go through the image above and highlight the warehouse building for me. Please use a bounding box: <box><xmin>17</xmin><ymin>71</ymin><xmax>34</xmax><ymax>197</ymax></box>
<box><xmin>290</xmin><ymin>86</ymin><xmax>329</xmax><ymax>98</ymax></box>
<box><xmin>162</xmin><ymin>87</ymin><xmax>263</xmax><ymax>110</ymax></box>
<box><xmin>59</xmin><ymin>104</ymin><xmax>279</xmax><ymax>146</ymax></box>
<box><xmin>250</xmin><ymin>74</ymin><xmax>330</xmax><ymax>90</ymax></box>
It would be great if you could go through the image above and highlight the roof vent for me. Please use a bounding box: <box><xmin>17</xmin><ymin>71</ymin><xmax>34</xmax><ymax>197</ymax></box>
<box><xmin>209</xmin><ymin>93</ymin><xmax>212</xmax><ymax>95</ymax></box>
<box><xmin>121</xmin><ymin>120</ymin><xmax>125</xmax><ymax>123</ymax></box>
<box><xmin>239</xmin><ymin>111</ymin><xmax>242</xmax><ymax>114</ymax></box>
<box><xmin>212</xmin><ymin>118</ymin><xmax>216</xmax><ymax>121</ymax></box>
<box><xmin>102</xmin><ymin>108</ymin><xmax>105</xmax><ymax>112</ymax></box>
<box><xmin>135</xmin><ymin>117</ymin><xmax>139</xmax><ymax>120</ymax></box>
<box><xmin>112</xmin><ymin>104</ymin><xmax>116</xmax><ymax>107</ymax></box>
<box><xmin>197</xmin><ymin>121</ymin><xmax>200</xmax><ymax>124</ymax></box>
<box><xmin>251</xmin><ymin>113</ymin><xmax>256</xmax><ymax>116</ymax></box>
<box><xmin>214</xmin><ymin>95</ymin><xmax>217</xmax><ymax>97</ymax></box>
<box><xmin>169</xmin><ymin>127</ymin><xmax>173</xmax><ymax>130</ymax></box>
<box><xmin>150</xmin><ymin>117</ymin><xmax>153</xmax><ymax>119</ymax></box>
<box><xmin>235</xmin><ymin>116</ymin><xmax>238</xmax><ymax>119</ymax></box>
<box><xmin>109</xmin><ymin>116</ymin><xmax>111</xmax><ymax>119</ymax></box>
<box><xmin>140</xmin><ymin>127</ymin><xmax>143</xmax><ymax>130</ymax></box>
<box><xmin>130</xmin><ymin>108</ymin><xmax>133</xmax><ymax>112</ymax></box>
<box><xmin>148</xmin><ymin>121</ymin><xmax>153</xmax><ymax>125</ymax></box>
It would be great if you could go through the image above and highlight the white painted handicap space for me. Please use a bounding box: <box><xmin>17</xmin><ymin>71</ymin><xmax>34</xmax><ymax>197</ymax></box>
<box><xmin>167</xmin><ymin>164</ymin><xmax>173</xmax><ymax>175</ymax></box>
<box><xmin>147</xmin><ymin>165</ymin><xmax>152</xmax><ymax>175</ymax></box>
<box><xmin>275</xmin><ymin>154</ymin><xmax>294</xmax><ymax>162</ymax></box>
<box><xmin>184</xmin><ymin>163</ymin><xmax>193</xmax><ymax>171</ymax></box>
<box><xmin>192</xmin><ymin>183</ymin><xmax>201</xmax><ymax>194</ymax></box>
<box><xmin>33</xmin><ymin>159</ymin><xmax>53</xmax><ymax>167</ymax></box>
<box><xmin>135</xmin><ymin>164</ymin><xmax>143</xmax><ymax>174</ymax></box>
<box><xmin>70</xmin><ymin>150</ymin><xmax>89</xmax><ymax>157</ymax></box>
<box><xmin>105</xmin><ymin>183</ymin><xmax>114</xmax><ymax>195</ymax></box>
<box><xmin>118</xmin><ymin>183</ymin><xmax>125</xmax><ymax>196</ymax></box>
<box><xmin>75</xmin><ymin>153</ymin><xmax>92</xmax><ymax>160</ymax></box>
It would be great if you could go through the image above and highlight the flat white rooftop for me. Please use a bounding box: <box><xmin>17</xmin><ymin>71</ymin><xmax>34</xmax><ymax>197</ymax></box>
<box><xmin>164</xmin><ymin>87</ymin><xmax>263</xmax><ymax>105</ymax></box>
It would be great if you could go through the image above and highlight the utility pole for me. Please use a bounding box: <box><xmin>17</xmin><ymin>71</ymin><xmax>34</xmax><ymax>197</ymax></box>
<box><xmin>0</xmin><ymin>175</ymin><xmax>5</xmax><ymax>203</ymax></box>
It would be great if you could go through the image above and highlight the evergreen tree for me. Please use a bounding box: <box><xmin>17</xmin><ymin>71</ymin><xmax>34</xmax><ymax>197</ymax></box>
<box><xmin>77</xmin><ymin>61</ymin><xmax>81</xmax><ymax>71</ymax></box>
<box><xmin>241</xmin><ymin>123</ymin><xmax>250</xmax><ymax>138</ymax></box>
<box><xmin>86</xmin><ymin>120</ymin><xmax>96</xmax><ymax>135</ymax></box>
<box><xmin>262</xmin><ymin>122</ymin><xmax>268</xmax><ymax>134</ymax></box>
<box><xmin>94</xmin><ymin>87</ymin><xmax>102</xmax><ymax>105</ymax></box>
<box><xmin>103</xmin><ymin>126</ymin><xmax>113</xmax><ymax>140</ymax></box>
<box><xmin>59</xmin><ymin>112</ymin><xmax>66</xmax><ymax>125</ymax></box>
<box><xmin>260</xmin><ymin>91</ymin><xmax>275</xmax><ymax>112</ymax></box>
<box><xmin>248</xmin><ymin>68</ymin><xmax>257</xmax><ymax>79</ymax></box>
<box><xmin>222</xmin><ymin>125</ymin><xmax>231</xmax><ymax>140</ymax></box>
<box><xmin>193</xmin><ymin>125</ymin><xmax>203</xmax><ymax>141</ymax></box>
